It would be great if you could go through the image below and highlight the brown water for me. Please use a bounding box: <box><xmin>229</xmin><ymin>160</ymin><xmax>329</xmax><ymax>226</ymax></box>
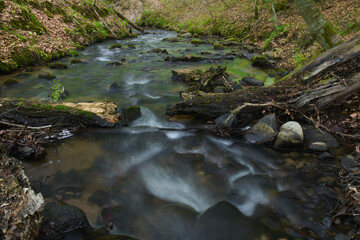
<box><xmin>1</xmin><ymin>30</ymin><xmax>340</xmax><ymax>239</ymax></box>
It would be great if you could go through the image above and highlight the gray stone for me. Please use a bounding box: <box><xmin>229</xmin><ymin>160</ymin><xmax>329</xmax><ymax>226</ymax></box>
<box><xmin>109</xmin><ymin>82</ymin><xmax>121</xmax><ymax>92</ymax></box>
<box><xmin>244</xmin><ymin>114</ymin><xmax>278</xmax><ymax>144</ymax></box>
<box><xmin>308</xmin><ymin>142</ymin><xmax>328</xmax><ymax>152</ymax></box>
<box><xmin>241</xmin><ymin>76</ymin><xmax>264</xmax><ymax>86</ymax></box>
<box><xmin>251</xmin><ymin>55</ymin><xmax>269</xmax><ymax>67</ymax></box>
<box><xmin>303</xmin><ymin>125</ymin><xmax>339</xmax><ymax>148</ymax></box>
<box><xmin>335</xmin><ymin>233</ymin><xmax>351</xmax><ymax>240</ymax></box>
<box><xmin>273</xmin><ymin>121</ymin><xmax>303</xmax><ymax>149</ymax></box>
<box><xmin>341</xmin><ymin>155</ymin><xmax>356</xmax><ymax>170</ymax></box>
<box><xmin>215</xmin><ymin>113</ymin><xmax>237</xmax><ymax>128</ymax></box>
<box><xmin>318</xmin><ymin>152</ymin><xmax>335</xmax><ymax>160</ymax></box>
<box><xmin>179</xmin><ymin>32</ymin><xmax>192</xmax><ymax>38</ymax></box>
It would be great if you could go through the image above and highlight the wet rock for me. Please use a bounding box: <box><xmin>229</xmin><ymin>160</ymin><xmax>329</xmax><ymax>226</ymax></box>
<box><xmin>215</xmin><ymin>113</ymin><xmax>237</xmax><ymax>128</ymax></box>
<box><xmin>244</xmin><ymin>113</ymin><xmax>278</xmax><ymax>144</ymax></box>
<box><xmin>39</xmin><ymin>201</ymin><xmax>92</xmax><ymax>240</ymax></box>
<box><xmin>106</xmin><ymin>58</ymin><xmax>127</xmax><ymax>67</ymax></box>
<box><xmin>241</xmin><ymin>76</ymin><xmax>264</xmax><ymax>86</ymax></box>
<box><xmin>86</xmin><ymin>225</ymin><xmax>139</xmax><ymax>240</ymax></box>
<box><xmin>251</xmin><ymin>55</ymin><xmax>269</xmax><ymax>67</ymax></box>
<box><xmin>71</xmin><ymin>59</ymin><xmax>87</xmax><ymax>64</ymax></box>
<box><xmin>109</xmin><ymin>43</ymin><xmax>122</xmax><ymax>49</ymax></box>
<box><xmin>171</xmin><ymin>69</ymin><xmax>198</xmax><ymax>82</ymax></box>
<box><xmin>108</xmin><ymin>83</ymin><xmax>121</xmax><ymax>92</ymax></box>
<box><xmin>318</xmin><ymin>152</ymin><xmax>335</xmax><ymax>160</ymax></box>
<box><xmin>201</xmin><ymin>51</ymin><xmax>211</xmax><ymax>55</ymax></box>
<box><xmin>273</xmin><ymin>121</ymin><xmax>303</xmax><ymax>149</ymax></box>
<box><xmin>232</xmin><ymin>84</ymin><xmax>242</xmax><ymax>91</ymax></box>
<box><xmin>0</xmin><ymin>157</ymin><xmax>44</xmax><ymax>240</ymax></box>
<box><xmin>213</xmin><ymin>86</ymin><xmax>225</xmax><ymax>93</ymax></box>
<box><xmin>148</xmin><ymin>48</ymin><xmax>168</xmax><ymax>54</ymax></box>
<box><xmin>223</xmin><ymin>38</ymin><xmax>241</xmax><ymax>46</ymax></box>
<box><xmin>341</xmin><ymin>155</ymin><xmax>356</xmax><ymax>170</ymax></box>
<box><xmin>49</xmin><ymin>62</ymin><xmax>68</xmax><ymax>69</ymax></box>
<box><xmin>165</xmin><ymin>55</ymin><xmax>203</xmax><ymax>62</ymax></box>
<box><xmin>335</xmin><ymin>233</ymin><xmax>351</xmax><ymax>240</ymax></box>
<box><xmin>162</xmin><ymin>37</ymin><xmax>180</xmax><ymax>43</ymax></box>
<box><xmin>1</xmin><ymin>78</ymin><xmax>18</xmax><ymax>87</ymax></box>
<box><xmin>213</xmin><ymin>43</ymin><xmax>225</xmax><ymax>50</ymax></box>
<box><xmin>276</xmin><ymin>68</ymin><xmax>289</xmax><ymax>78</ymax></box>
<box><xmin>127</xmin><ymin>44</ymin><xmax>136</xmax><ymax>49</ymax></box>
<box><xmin>124</xmin><ymin>106</ymin><xmax>141</xmax><ymax>122</ymax></box>
<box><xmin>308</xmin><ymin>142</ymin><xmax>328</xmax><ymax>152</ymax></box>
<box><xmin>38</xmin><ymin>71</ymin><xmax>56</xmax><ymax>80</ymax></box>
<box><xmin>191</xmin><ymin>38</ymin><xmax>205</xmax><ymax>45</ymax></box>
<box><xmin>303</xmin><ymin>125</ymin><xmax>339</xmax><ymax>148</ymax></box>
<box><xmin>179</xmin><ymin>32</ymin><xmax>192</xmax><ymax>38</ymax></box>
<box><xmin>194</xmin><ymin>201</ymin><xmax>264</xmax><ymax>240</ymax></box>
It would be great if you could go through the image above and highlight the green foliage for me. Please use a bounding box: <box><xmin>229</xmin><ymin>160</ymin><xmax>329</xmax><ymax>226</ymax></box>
<box><xmin>293</xmin><ymin>46</ymin><xmax>306</xmax><ymax>67</ymax></box>
<box><xmin>69</xmin><ymin>50</ymin><xmax>80</xmax><ymax>56</ymax></box>
<box><xmin>138</xmin><ymin>10</ymin><xmax>169</xmax><ymax>28</ymax></box>
<box><xmin>51</xmin><ymin>79</ymin><xmax>62</xmax><ymax>101</ymax></box>
<box><xmin>9</xmin><ymin>5</ymin><xmax>47</xmax><ymax>34</ymax></box>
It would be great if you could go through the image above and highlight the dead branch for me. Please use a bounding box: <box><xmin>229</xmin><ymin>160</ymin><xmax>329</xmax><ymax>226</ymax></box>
<box><xmin>0</xmin><ymin>121</ymin><xmax>52</xmax><ymax>130</ymax></box>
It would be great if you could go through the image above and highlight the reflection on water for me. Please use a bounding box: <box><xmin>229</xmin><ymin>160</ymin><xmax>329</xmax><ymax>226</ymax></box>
<box><xmin>5</xmin><ymin>30</ymin><xmax>338</xmax><ymax>239</ymax></box>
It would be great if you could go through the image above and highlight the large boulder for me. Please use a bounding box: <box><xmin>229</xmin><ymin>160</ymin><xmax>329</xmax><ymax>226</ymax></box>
<box><xmin>302</xmin><ymin>125</ymin><xmax>339</xmax><ymax>148</ymax></box>
<box><xmin>273</xmin><ymin>121</ymin><xmax>304</xmax><ymax>149</ymax></box>
<box><xmin>244</xmin><ymin>114</ymin><xmax>278</xmax><ymax>144</ymax></box>
<box><xmin>39</xmin><ymin>201</ymin><xmax>92</xmax><ymax>240</ymax></box>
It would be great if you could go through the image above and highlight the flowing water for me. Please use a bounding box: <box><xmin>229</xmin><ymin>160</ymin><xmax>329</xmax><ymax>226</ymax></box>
<box><xmin>1</xmin><ymin>30</ymin><xmax>340</xmax><ymax>239</ymax></box>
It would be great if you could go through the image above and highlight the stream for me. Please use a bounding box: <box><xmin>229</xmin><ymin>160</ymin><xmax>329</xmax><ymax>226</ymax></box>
<box><xmin>1</xmin><ymin>30</ymin><xmax>341</xmax><ymax>239</ymax></box>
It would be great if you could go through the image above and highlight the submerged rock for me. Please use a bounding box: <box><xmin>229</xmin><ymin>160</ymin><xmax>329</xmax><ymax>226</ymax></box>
<box><xmin>106</xmin><ymin>58</ymin><xmax>127</xmax><ymax>67</ymax></box>
<box><xmin>241</xmin><ymin>76</ymin><xmax>264</xmax><ymax>86</ymax></box>
<box><xmin>39</xmin><ymin>201</ymin><xmax>92</xmax><ymax>240</ymax></box>
<box><xmin>127</xmin><ymin>44</ymin><xmax>136</xmax><ymax>49</ymax></box>
<box><xmin>1</xmin><ymin>78</ymin><xmax>18</xmax><ymax>87</ymax></box>
<box><xmin>124</xmin><ymin>106</ymin><xmax>141</xmax><ymax>122</ymax></box>
<box><xmin>109</xmin><ymin>43</ymin><xmax>122</xmax><ymax>49</ymax></box>
<box><xmin>148</xmin><ymin>48</ymin><xmax>168</xmax><ymax>54</ymax></box>
<box><xmin>162</xmin><ymin>37</ymin><xmax>180</xmax><ymax>43</ymax></box>
<box><xmin>38</xmin><ymin>71</ymin><xmax>56</xmax><ymax>80</ymax></box>
<box><xmin>108</xmin><ymin>82</ymin><xmax>121</xmax><ymax>92</ymax></box>
<box><xmin>71</xmin><ymin>59</ymin><xmax>87</xmax><ymax>64</ymax></box>
<box><xmin>191</xmin><ymin>38</ymin><xmax>206</xmax><ymax>45</ymax></box>
<box><xmin>273</xmin><ymin>121</ymin><xmax>304</xmax><ymax>149</ymax></box>
<box><xmin>165</xmin><ymin>55</ymin><xmax>203</xmax><ymax>62</ymax></box>
<box><xmin>86</xmin><ymin>225</ymin><xmax>139</xmax><ymax>240</ymax></box>
<box><xmin>244</xmin><ymin>113</ymin><xmax>278</xmax><ymax>144</ymax></box>
<box><xmin>49</xmin><ymin>62</ymin><xmax>68</xmax><ymax>69</ymax></box>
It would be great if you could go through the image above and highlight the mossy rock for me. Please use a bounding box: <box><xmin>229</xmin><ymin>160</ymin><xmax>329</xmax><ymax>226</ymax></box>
<box><xmin>0</xmin><ymin>61</ymin><xmax>18</xmax><ymax>74</ymax></box>
<box><xmin>9</xmin><ymin>8</ymin><xmax>47</xmax><ymax>35</ymax></box>
<box><xmin>49</xmin><ymin>62</ymin><xmax>68</xmax><ymax>69</ymax></box>
<box><xmin>251</xmin><ymin>55</ymin><xmax>269</xmax><ymax>67</ymax></box>
<box><xmin>109</xmin><ymin>43</ymin><xmax>122</xmax><ymax>49</ymax></box>
<box><xmin>76</xmin><ymin>44</ymin><xmax>85</xmax><ymax>50</ymax></box>
<box><xmin>2</xmin><ymin>78</ymin><xmax>18</xmax><ymax>87</ymax></box>
<box><xmin>191</xmin><ymin>39</ymin><xmax>205</xmax><ymax>45</ymax></box>
<box><xmin>38</xmin><ymin>71</ymin><xmax>56</xmax><ymax>80</ymax></box>
<box><xmin>223</xmin><ymin>38</ymin><xmax>241</xmax><ymax>46</ymax></box>
<box><xmin>214</xmin><ymin>43</ymin><xmax>225</xmax><ymax>50</ymax></box>
<box><xmin>127</xmin><ymin>44</ymin><xmax>136</xmax><ymax>49</ymax></box>
<box><xmin>71</xmin><ymin>59</ymin><xmax>86</xmax><ymax>64</ymax></box>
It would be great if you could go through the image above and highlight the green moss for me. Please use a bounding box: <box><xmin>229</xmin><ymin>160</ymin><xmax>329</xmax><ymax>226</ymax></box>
<box><xmin>2</xmin><ymin>78</ymin><xmax>18</xmax><ymax>87</ymax></box>
<box><xmin>109</xmin><ymin>43</ymin><xmax>122</xmax><ymax>49</ymax></box>
<box><xmin>0</xmin><ymin>61</ymin><xmax>18</xmax><ymax>74</ymax></box>
<box><xmin>75</xmin><ymin>43</ymin><xmax>85</xmax><ymax>50</ymax></box>
<box><xmin>69</xmin><ymin>50</ymin><xmax>79</xmax><ymax>56</ymax></box>
<box><xmin>49</xmin><ymin>62</ymin><xmax>68</xmax><ymax>69</ymax></box>
<box><xmin>0</xmin><ymin>0</ymin><xmax>5</xmax><ymax>12</ymax></box>
<box><xmin>9</xmin><ymin>6</ymin><xmax>47</xmax><ymax>34</ymax></box>
<box><xmin>54</xmin><ymin>105</ymin><xmax>70</xmax><ymax>111</ymax></box>
<box><xmin>191</xmin><ymin>39</ymin><xmax>205</xmax><ymax>45</ymax></box>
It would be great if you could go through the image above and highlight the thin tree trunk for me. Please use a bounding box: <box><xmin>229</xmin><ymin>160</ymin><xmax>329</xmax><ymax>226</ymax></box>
<box><xmin>254</xmin><ymin>0</ymin><xmax>259</xmax><ymax>19</ymax></box>
<box><xmin>294</xmin><ymin>0</ymin><xmax>342</xmax><ymax>50</ymax></box>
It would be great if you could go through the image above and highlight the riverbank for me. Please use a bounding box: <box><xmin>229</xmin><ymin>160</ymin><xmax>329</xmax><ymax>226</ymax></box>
<box><xmin>0</xmin><ymin>0</ymin><xmax>141</xmax><ymax>74</ymax></box>
<box><xmin>139</xmin><ymin>0</ymin><xmax>360</xmax><ymax>69</ymax></box>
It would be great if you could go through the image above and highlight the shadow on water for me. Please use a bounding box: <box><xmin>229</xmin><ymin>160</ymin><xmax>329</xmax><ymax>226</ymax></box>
<box><xmin>3</xmin><ymin>30</ymin><xmax>338</xmax><ymax>239</ymax></box>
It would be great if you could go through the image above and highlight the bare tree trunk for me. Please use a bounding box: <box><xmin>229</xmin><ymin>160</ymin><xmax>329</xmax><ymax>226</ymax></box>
<box><xmin>294</xmin><ymin>0</ymin><xmax>342</xmax><ymax>50</ymax></box>
<box><xmin>254</xmin><ymin>0</ymin><xmax>259</xmax><ymax>19</ymax></box>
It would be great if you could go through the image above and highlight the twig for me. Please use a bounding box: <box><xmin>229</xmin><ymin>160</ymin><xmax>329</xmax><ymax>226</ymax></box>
<box><xmin>0</xmin><ymin>121</ymin><xmax>52</xmax><ymax>130</ymax></box>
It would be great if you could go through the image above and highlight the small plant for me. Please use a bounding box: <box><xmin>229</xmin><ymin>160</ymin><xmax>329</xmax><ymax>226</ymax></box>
<box><xmin>51</xmin><ymin>79</ymin><xmax>62</xmax><ymax>101</ymax></box>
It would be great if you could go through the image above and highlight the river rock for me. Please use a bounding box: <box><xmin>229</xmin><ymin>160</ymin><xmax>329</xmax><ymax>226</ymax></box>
<box><xmin>241</xmin><ymin>76</ymin><xmax>264</xmax><ymax>86</ymax></box>
<box><xmin>223</xmin><ymin>38</ymin><xmax>241</xmax><ymax>46</ymax></box>
<box><xmin>251</xmin><ymin>55</ymin><xmax>269</xmax><ymax>67</ymax></box>
<box><xmin>127</xmin><ymin>44</ymin><xmax>136</xmax><ymax>49</ymax></box>
<box><xmin>179</xmin><ymin>32</ymin><xmax>192</xmax><ymax>38</ymax></box>
<box><xmin>308</xmin><ymin>142</ymin><xmax>328</xmax><ymax>152</ymax></box>
<box><xmin>302</xmin><ymin>125</ymin><xmax>339</xmax><ymax>148</ymax></box>
<box><xmin>162</xmin><ymin>37</ymin><xmax>180</xmax><ymax>43</ymax></box>
<box><xmin>244</xmin><ymin>113</ymin><xmax>278</xmax><ymax>144</ymax></box>
<box><xmin>124</xmin><ymin>106</ymin><xmax>141</xmax><ymax>122</ymax></box>
<box><xmin>273</xmin><ymin>121</ymin><xmax>304</xmax><ymax>149</ymax></box>
<box><xmin>71</xmin><ymin>59</ymin><xmax>87</xmax><ymax>64</ymax></box>
<box><xmin>0</xmin><ymin>157</ymin><xmax>44</xmax><ymax>240</ymax></box>
<box><xmin>165</xmin><ymin>56</ymin><xmax>203</xmax><ymax>62</ymax></box>
<box><xmin>318</xmin><ymin>152</ymin><xmax>335</xmax><ymax>160</ymax></box>
<box><xmin>340</xmin><ymin>155</ymin><xmax>356</xmax><ymax>170</ymax></box>
<box><xmin>49</xmin><ymin>62</ymin><xmax>68</xmax><ymax>69</ymax></box>
<box><xmin>214</xmin><ymin>43</ymin><xmax>225</xmax><ymax>50</ymax></box>
<box><xmin>86</xmin><ymin>225</ymin><xmax>139</xmax><ymax>240</ymax></box>
<box><xmin>171</xmin><ymin>69</ymin><xmax>197</xmax><ymax>82</ymax></box>
<box><xmin>215</xmin><ymin>113</ymin><xmax>237</xmax><ymax>128</ymax></box>
<box><xmin>106</xmin><ymin>58</ymin><xmax>127</xmax><ymax>67</ymax></box>
<box><xmin>38</xmin><ymin>71</ymin><xmax>56</xmax><ymax>80</ymax></box>
<box><xmin>39</xmin><ymin>201</ymin><xmax>92</xmax><ymax>240</ymax></box>
<box><xmin>193</xmin><ymin>201</ymin><xmax>264</xmax><ymax>240</ymax></box>
<box><xmin>109</xmin><ymin>82</ymin><xmax>121</xmax><ymax>92</ymax></box>
<box><xmin>1</xmin><ymin>78</ymin><xmax>18</xmax><ymax>87</ymax></box>
<box><xmin>191</xmin><ymin>39</ymin><xmax>206</xmax><ymax>45</ymax></box>
<box><xmin>148</xmin><ymin>48</ymin><xmax>168</xmax><ymax>54</ymax></box>
<box><xmin>109</xmin><ymin>43</ymin><xmax>122</xmax><ymax>49</ymax></box>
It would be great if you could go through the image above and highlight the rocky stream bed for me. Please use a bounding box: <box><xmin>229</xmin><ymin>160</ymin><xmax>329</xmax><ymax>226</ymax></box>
<box><xmin>0</xmin><ymin>30</ymin><xmax>359</xmax><ymax>239</ymax></box>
